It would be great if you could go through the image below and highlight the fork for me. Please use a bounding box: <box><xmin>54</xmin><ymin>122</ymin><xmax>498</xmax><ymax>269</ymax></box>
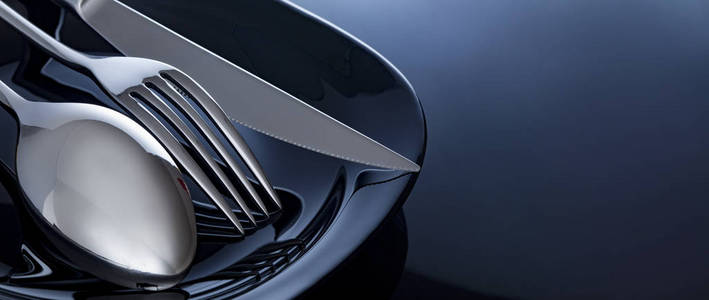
<box><xmin>0</xmin><ymin>1</ymin><xmax>281</xmax><ymax>235</ymax></box>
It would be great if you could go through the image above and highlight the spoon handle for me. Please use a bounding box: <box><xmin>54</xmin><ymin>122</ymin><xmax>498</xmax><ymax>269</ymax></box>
<box><xmin>0</xmin><ymin>1</ymin><xmax>92</xmax><ymax>68</ymax></box>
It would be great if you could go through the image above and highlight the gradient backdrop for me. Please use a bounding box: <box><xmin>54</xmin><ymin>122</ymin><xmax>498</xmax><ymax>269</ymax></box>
<box><xmin>291</xmin><ymin>1</ymin><xmax>709</xmax><ymax>299</ymax></box>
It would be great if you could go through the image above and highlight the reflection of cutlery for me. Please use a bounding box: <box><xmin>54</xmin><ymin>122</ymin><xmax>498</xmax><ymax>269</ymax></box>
<box><xmin>0</xmin><ymin>79</ymin><xmax>196</xmax><ymax>290</ymax></box>
<box><xmin>0</xmin><ymin>0</ymin><xmax>280</xmax><ymax>233</ymax></box>
<box><xmin>57</xmin><ymin>0</ymin><xmax>421</xmax><ymax>172</ymax></box>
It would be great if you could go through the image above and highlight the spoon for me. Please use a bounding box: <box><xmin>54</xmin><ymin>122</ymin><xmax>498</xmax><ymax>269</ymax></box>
<box><xmin>0</xmin><ymin>79</ymin><xmax>197</xmax><ymax>290</ymax></box>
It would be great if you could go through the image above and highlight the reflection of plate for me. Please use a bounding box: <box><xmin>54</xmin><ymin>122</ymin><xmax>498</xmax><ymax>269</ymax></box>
<box><xmin>0</xmin><ymin>0</ymin><xmax>425</xmax><ymax>298</ymax></box>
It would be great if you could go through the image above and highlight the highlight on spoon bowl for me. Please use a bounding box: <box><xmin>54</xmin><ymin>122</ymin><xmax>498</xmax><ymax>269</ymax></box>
<box><xmin>0</xmin><ymin>79</ymin><xmax>197</xmax><ymax>290</ymax></box>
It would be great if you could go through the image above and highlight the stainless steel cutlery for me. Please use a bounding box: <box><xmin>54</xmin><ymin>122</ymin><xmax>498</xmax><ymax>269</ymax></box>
<box><xmin>0</xmin><ymin>0</ymin><xmax>425</xmax><ymax>295</ymax></box>
<box><xmin>0</xmin><ymin>0</ymin><xmax>281</xmax><ymax>234</ymax></box>
<box><xmin>57</xmin><ymin>0</ymin><xmax>421</xmax><ymax>172</ymax></box>
<box><xmin>0</xmin><ymin>79</ymin><xmax>196</xmax><ymax>290</ymax></box>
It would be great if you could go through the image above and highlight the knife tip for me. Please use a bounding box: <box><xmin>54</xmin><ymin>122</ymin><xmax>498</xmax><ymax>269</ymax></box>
<box><xmin>393</xmin><ymin>157</ymin><xmax>421</xmax><ymax>173</ymax></box>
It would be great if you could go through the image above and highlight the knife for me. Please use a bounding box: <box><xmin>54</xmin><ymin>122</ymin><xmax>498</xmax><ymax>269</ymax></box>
<box><xmin>56</xmin><ymin>0</ymin><xmax>420</xmax><ymax>172</ymax></box>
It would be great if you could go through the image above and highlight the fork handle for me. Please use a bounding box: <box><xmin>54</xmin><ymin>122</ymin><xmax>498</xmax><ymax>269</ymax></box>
<box><xmin>0</xmin><ymin>1</ymin><xmax>93</xmax><ymax>68</ymax></box>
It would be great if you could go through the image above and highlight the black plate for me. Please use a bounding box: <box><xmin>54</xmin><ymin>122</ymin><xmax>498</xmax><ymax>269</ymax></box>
<box><xmin>0</xmin><ymin>0</ymin><xmax>426</xmax><ymax>298</ymax></box>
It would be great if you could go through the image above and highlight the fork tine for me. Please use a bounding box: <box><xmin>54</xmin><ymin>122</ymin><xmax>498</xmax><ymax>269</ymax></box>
<box><xmin>145</xmin><ymin>76</ymin><xmax>270</xmax><ymax>216</ymax></box>
<box><xmin>130</xmin><ymin>85</ymin><xmax>258</xmax><ymax>225</ymax></box>
<box><xmin>114</xmin><ymin>92</ymin><xmax>246</xmax><ymax>234</ymax></box>
<box><xmin>129</xmin><ymin>86</ymin><xmax>261</xmax><ymax>224</ymax></box>
<box><xmin>161</xmin><ymin>70</ymin><xmax>282</xmax><ymax>209</ymax></box>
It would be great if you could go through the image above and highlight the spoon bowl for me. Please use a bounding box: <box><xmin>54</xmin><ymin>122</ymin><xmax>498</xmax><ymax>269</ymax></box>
<box><xmin>0</xmin><ymin>80</ymin><xmax>197</xmax><ymax>290</ymax></box>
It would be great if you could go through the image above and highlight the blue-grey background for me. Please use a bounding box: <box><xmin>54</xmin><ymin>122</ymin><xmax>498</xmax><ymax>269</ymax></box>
<box><xmin>292</xmin><ymin>0</ymin><xmax>709</xmax><ymax>299</ymax></box>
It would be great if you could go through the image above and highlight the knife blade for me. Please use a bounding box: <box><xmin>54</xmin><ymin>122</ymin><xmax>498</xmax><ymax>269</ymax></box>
<box><xmin>59</xmin><ymin>0</ymin><xmax>420</xmax><ymax>172</ymax></box>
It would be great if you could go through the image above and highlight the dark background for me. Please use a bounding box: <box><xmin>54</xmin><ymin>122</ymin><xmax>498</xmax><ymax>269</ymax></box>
<box><xmin>292</xmin><ymin>0</ymin><xmax>709</xmax><ymax>299</ymax></box>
